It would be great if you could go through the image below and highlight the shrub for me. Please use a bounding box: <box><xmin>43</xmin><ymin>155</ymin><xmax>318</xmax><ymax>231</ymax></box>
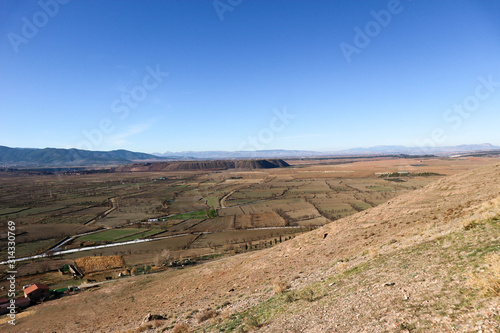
<box><xmin>154</xmin><ymin>249</ymin><xmax>171</xmax><ymax>267</ymax></box>
<box><xmin>300</xmin><ymin>288</ymin><xmax>315</xmax><ymax>302</ymax></box>
<box><xmin>245</xmin><ymin>315</ymin><xmax>261</xmax><ymax>329</ymax></box>
<box><xmin>272</xmin><ymin>281</ymin><xmax>290</xmax><ymax>295</ymax></box>
<box><xmin>135</xmin><ymin>315</ymin><xmax>165</xmax><ymax>332</ymax></box>
<box><xmin>284</xmin><ymin>291</ymin><xmax>297</xmax><ymax>303</ymax></box>
<box><xmin>173</xmin><ymin>323</ymin><xmax>190</xmax><ymax>333</ymax></box>
<box><xmin>463</xmin><ymin>219</ymin><xmax>479</xmax><ymax>230</ymax></box>
<box><xmin>196</xmin><ymin>309</ymin><xmax>217</xmax><ymax>323</ymax></box>
<box><xmin>135</xmin><ymin>323</ymin><xmax>152</xmax><ymax>333</ymax></box>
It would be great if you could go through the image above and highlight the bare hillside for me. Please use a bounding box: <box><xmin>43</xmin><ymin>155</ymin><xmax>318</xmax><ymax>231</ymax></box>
<box><xmin>6</xmin><ymin>164</ymin><xmax>500</xmax><ymax>332</ymax></box>
<box><xmin>114</xmin><ymin>159</ymin><xmax>290</xmax><ymax>172</ymax></box>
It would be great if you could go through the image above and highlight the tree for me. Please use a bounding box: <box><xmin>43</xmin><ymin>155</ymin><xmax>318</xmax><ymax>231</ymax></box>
<box><xmin>154</xmin><ymin>249</ymin><xmax>171</xmax><ymax>266</ymax></box>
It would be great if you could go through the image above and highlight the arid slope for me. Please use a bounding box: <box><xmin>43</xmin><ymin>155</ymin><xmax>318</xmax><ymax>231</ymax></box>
<box><xmin>114</xmin><ymin>159</ymin><xmax>289</xmax><ymax>172</ymax></box>
<box><xmin>7</xmin><ymin>163</ymin><xmax>500</xmax><ymax>332</ymax></box>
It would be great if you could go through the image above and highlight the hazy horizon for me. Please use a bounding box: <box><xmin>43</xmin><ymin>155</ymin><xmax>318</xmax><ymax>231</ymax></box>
<box><xmin>1</xmin><ymin>142</ymin><xmax>498</xmax><ymax>156</ymax></box>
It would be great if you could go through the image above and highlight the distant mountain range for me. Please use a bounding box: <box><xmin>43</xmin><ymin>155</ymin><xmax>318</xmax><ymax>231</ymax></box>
<box><xmin>154</xmin><ymin>150</ymin><xmax>326</xmax><ymax>159</ymax></box>
<box><xmin>339</xmin><ymin>143</ymin><xmax>500</xmax><ymax>155</ymax></box>
<box><xmin>156</xmin><ymin>143</ymin><xmax>500</xmax><ymax>159</ymax></box>
<box><xmin>1</xmin><ymin>143</ymin><xmax>499</xmax><ymax>167</ymax></box>
<box><xmin>0</xmin><ymin>146</ymin><xmax>168</xmax><ymax>167</ymax></box>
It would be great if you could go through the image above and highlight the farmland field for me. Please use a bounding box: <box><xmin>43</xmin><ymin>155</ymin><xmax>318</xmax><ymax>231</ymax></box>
<box><xmin>1</xmin><ymin>155</ymin><xmax>500</xmax><ymax>297</ymax></box>
<box><xmin>75</xmin><ymin>228</ymin><xmax>163</xmax><ymax>243</ymax></box>
<box><xmin>163</xmin><ymin>210</ymin><xmax>209</xmax><ymax>220</ymax></box>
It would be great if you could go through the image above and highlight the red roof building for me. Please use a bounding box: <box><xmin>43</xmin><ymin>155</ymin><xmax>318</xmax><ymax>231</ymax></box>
<box><xmin>23</xmin><ymin>283</ymin><xmax>50</xmax><ymax>302</ymax></box>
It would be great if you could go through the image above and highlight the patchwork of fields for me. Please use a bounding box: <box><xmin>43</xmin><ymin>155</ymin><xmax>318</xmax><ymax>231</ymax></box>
<box><xmin>1</xmin><ymin>156</ymin><xmax>497</xmax><ymax>296</ymax></box>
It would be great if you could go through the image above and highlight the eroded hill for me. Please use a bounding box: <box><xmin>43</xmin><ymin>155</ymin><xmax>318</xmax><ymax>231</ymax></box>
<box><xmin>114</xmin><ymin>159</ymin><xmax>290</xmax><ymax>172</ymax></box>
<box><xmin>6</xmin><ymin>163</ymin><xmax>500</xmax><ymax>332</ymax></box>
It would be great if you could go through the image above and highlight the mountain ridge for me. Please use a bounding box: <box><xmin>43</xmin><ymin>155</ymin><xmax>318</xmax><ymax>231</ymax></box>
<box><xmin>0</xmin><ymin>146</ymin><xmax>169</xmax><ymax>167</ymax></box>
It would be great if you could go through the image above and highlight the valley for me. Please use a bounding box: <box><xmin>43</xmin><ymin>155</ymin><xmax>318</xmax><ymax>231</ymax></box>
<box><xmin>1</xmin><ymin>156</ymin><xmax>499</xmax><ymax>332</ymax></box>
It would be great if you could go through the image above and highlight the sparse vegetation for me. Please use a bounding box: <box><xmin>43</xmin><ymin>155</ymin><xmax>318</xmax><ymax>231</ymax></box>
<box><xmin>245</xmin><ymin>314</ymin><xmax>262</xmax><ymax>330</ymax></box>
<box><xmin>379</xmin><ymin>172</ymin><xmax>443</xmax><ymax>178</ymax></box>
<box><xmin>467</xmin><ymin>254</ymin><xmax>500</xmax><ymax>296</ymax></box>
<box><xmin>299</xmin><ymin>288</ymin><xmax>315</xmax><ymax>302</ymax></box>
<box><xmin>284</xmin><ymin>290</ymin><xmax>297</xmax><ymax>303</ymax></box>
<box><xmin>154</xmin><ymin>249</ymin><xmax>172</xmax><ymax>267</ymax></box>
<box><xmin>368</xmin><ymin>247</ymin><xmax>378</xmax><ymax>259</ymax></box>
<box><xmin>336</xmin><ymin>261</ymin><xmax>348</xmax><ymax>273</ymax></box>
<box><xmin>195</xmin><ymin>309</ymin><xmax>217</xmax><ymax>323</ymax></box>
<box><xmin>172</xmin><ymin>323</ymin><xmax>190</xmax><ymax>333</ymax></box>
<box><xmin>272</xmin><ymin>280</ymin><xmax>290</xmax><ymax>295</ymax></box>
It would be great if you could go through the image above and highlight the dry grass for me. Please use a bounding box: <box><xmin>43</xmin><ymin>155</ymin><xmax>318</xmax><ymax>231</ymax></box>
<box><xmin>272</xmin><ymin>280</ymin><xmax>290</xmax><ymax>295</ymax></box>
<box><xmin>299</xmin><ymin>288</ymin><xmax>315</xmax><ymax>302</ymax></box>
<box><xmin>195</xmin><ymin>309</ymin><xmax>217</xmax><ymax>323</ymax></box>
<box><xmin>461</xmin><ymin>196</ymin><xmax>500</xmax><ymax>230</ymax></box>
<box><xmin>284</xmin><ymin>290</ymin><xmax>297</xmax><ymax>303</ymax></box>
<box><xmin>172</xmin><ymin>323</ymin><xmax>190</xmax><ymax>333</ymax></box>
<box><xmin>336</xmin><ymin>261</ymin><xmax>348</xmax><ymax>273</ymax></box>
<box><xmin>135</xmin><ymin>323</ymin><xmax>152</xmax><ymax>333</ymax></box>
<box><xmin>467</xmin><ymin>254</ymin><xmax>500</xmax><ymax>296</ymax></box>
<box><xmin>245</xmin><ymin>314</ymin><xmax>262</xmax><ymax>329</ymax></box>
<box><xmin>462</xmin><ymin>219</ymin><xmax>479</xmax><ymax>230</ymax></box>
<box><xmin>134</xmin><ymin>317</ymin><xmax>165</xmax><ymax>332</ymax></box>
<box><xmin>368</xmin><ymin>247</ymin><xmax>378</xmax><ymax>259</ymax></box>
<box><xmin>74</xmin><ymin>255</ymin><xmax>125</xmax><ymax>273</ymax></box>
<box><xmin>152</xmin><ymin>320</ymin><xmax>164</xmax><ymax>328</ymax></box>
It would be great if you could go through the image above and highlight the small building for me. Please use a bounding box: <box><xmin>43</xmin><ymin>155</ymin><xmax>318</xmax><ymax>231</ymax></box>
<box><xmin>23</xmin><ymin>283</ymin><xmax>50</xmax><ymax>302</ymax></box>
<box><xmin>68</xmin><ymin>264</ymin><xmax>83</xmax><ymax>278</ymax></box>
<box><xmin>148</xmin><ymin>218</ymin><xmax>159</xmax><ymax>222</ymax></box>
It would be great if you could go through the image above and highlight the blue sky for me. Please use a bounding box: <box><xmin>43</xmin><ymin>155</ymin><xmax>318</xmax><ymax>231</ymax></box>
<box><xmin>1</xmin><ymin>0</ymin><xmax>499</xmax><ymax>153</ymax></box>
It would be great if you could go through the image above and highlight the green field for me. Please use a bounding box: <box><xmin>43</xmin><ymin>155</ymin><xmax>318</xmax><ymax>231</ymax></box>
<box><xmin>0</xmin><ymin>238</ymin><xmax>58</xmax><ymax>258</ymax></box>
<box><xmin>117</xmin><ymin>228</ymin><xmax>163</xmax><ymax>241</ymax></box>
<box><xmin>205</xmin><ymin>196</ymin><xmax>220</xmax><ymax>209</ymax></box>
<box><xmin>76</xmin><ymin>228</ymin><xmax>149</xmax><ymax>242</ymax></box>
<box><xmin>366</xmin><ymin>185</ymin><xmax>393</xmax><ymax>192</ymax></box>
<box><xmin>163</xmin><ymin>210</ymin><xmax>208</xmax><ymax>220</ymax></box>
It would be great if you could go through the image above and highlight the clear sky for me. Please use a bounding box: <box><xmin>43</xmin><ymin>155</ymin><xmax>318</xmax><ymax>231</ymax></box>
<box><xmin>1</xmin><ymin>0</ymin><xmax>499</xmax><ymax>153</ymax></box>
